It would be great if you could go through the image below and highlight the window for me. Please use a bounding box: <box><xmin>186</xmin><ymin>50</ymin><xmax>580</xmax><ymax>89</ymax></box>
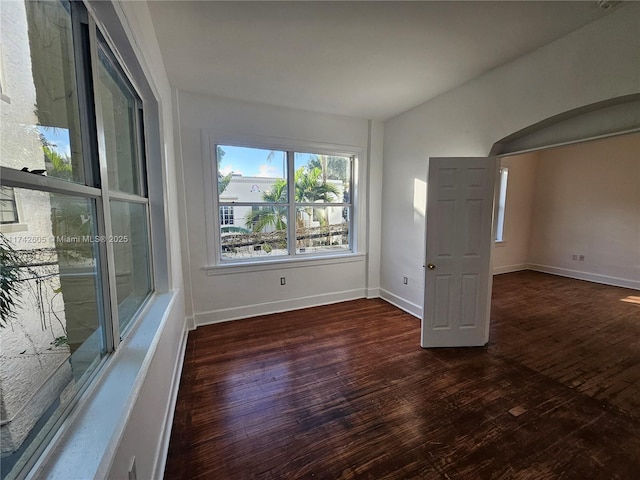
<box><xmin>495</xmin><ymin>166</ymin><xmax>509</xmax><ymax>242</ymax></box>
<box><xmin>0</xmin><ymin>2</ymin><xmax>152</xmax><ymax>478</ymax></box>
<box><xmin>0</xmin><ymin>186</ymin><xmax>19</xmax><ymax>224</ymax></box>
<box><xmin>215</xmin><ymin>145</ymin><xmax>353</xmax><ymax>261</ymax></box>
<box><xmin>220</xmin><ymin>205</ymin><xmax>234</xmax><ymax>226</ymax></box>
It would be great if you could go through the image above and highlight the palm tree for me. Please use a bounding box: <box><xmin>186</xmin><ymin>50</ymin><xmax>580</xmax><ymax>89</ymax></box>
<box><xmin>244</xmin><ymin>178</ymin><xmax>288</xmax><ymax>233</ymax></box>
<box><xmin>244</xmin><ymin>167</ymin><xmax>339</xmax><ymax>232</ymax></box>
<box><xmin>307</xmin><ymin>155</ymin><xmax>349</xmax><ymax>184</ymax></box>
<box><xmin>294</xmin><ymin>166</ymin><xmax>339</xmax><ymax>245</ymax></box>
<box><xmin>294</xmin><ymin>166</ymin><xmax>339</xmax><ymax>204</ymax></box>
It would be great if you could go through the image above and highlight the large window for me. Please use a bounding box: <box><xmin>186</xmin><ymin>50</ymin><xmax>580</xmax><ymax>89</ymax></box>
<box><xmin>215</xmin><ymin>145</ymin><xmax>353</xmax><ymax>261</ymax></box>
<box><xmin>0</xmin><ymin>1</ymin><xmax>152</xmax><ymax>478</ymax></box>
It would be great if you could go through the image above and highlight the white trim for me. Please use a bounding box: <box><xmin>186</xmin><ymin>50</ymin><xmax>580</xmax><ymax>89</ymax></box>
<box><xmin>493</xmin><ymin>263</ymin><xmax>528</xmax><ymax>275</ymax></box>
<box><xmin>194</xmin><ymin>288</ymin><xmax>365</xmax><ymax>326</ymax></box>
<box><xmin>152</xmin><ymin>322</ymin><xmax>189</xmax><ymax>480</ymax></box>
<box><xmin>497</xmin><ymin>127</ymin><xmax>640</xmax><ymax>159</ymax></box>
<box><xmin>203</xmin><ymin>131</ymin><xmax>219</xmax><ymax>267</ymax></box>
<box><xmin>366</xmin><ymin>287</ymin><xmax>380</xmax><ymax>299</ymax></box>
<box><xmin>204</xmin><ymin>252</ymin><xmax>365</xmax><ymax>275</ymax></box>
<box><xmin>206</xmin><ymin>132</ymin><xmax>364</xmax><ymax>158</ymax></box>
<box><xmin>528</xmin><ymin>264</ymin><xmax>640</xmax><ymax>290</ymax></box>
<box><xmin>379</xmin><ymin>288</ymin><xmax>422</xmax><ymax>319</ymax></box>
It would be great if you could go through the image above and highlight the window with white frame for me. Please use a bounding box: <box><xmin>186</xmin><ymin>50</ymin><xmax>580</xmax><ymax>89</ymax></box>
<box><xmin>215</xmin><ymin>144</ymin><xmax>353</xmax><ymax>261</ymax></box>
<box><xmin>495</xmin><ymin>166</ymin><xmax>509</xmax><ymax>242</ymax></box>
<box><xmin>0</xmin><ymin>1</ymin><xmax>153</xmax><ymax>478</ymax></box>
<box><xmin>220</xmin><ymin>205</ymin><xmax>235</xmax><ymax>226</ymax></box>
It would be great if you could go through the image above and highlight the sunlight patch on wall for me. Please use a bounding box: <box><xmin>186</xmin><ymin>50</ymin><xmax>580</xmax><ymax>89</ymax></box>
<box><xmin>414</xmin><ymin>178</ymin><xmax>426</xmax><ymax>219</ymax></box>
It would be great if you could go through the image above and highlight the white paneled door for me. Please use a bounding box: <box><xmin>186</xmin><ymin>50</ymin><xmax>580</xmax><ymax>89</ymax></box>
<box><xmin>422</xmin><ymin>157</ymin><xmax>498</xmax><ymax>347</ymax></box>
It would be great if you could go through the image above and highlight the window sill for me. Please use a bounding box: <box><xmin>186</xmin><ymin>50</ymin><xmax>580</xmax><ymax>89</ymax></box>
<box><xmin>0</xmin><ymin>222</ymin><xmax>28</xmax><ymax>234</ymax></box>
<box><xmin>28</xmin><ymin>291</ymin><xmax>177</xmax><ymax>480</ymax></box>
<box><xmin>203</xmin><ymin>252</ymin><xmax>366</xmax><ymax>276</ymax></box>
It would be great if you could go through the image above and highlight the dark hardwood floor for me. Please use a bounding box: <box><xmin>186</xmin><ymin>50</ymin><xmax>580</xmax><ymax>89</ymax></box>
<box><xmin>490</xmin><ymin>271</ymin><xmax>640</xmax><ymax>417</ymax></box>
<box><xmin>165</xmin><ymin>271</ymin><xmax>640</xmax><ymax>479</ymax></box>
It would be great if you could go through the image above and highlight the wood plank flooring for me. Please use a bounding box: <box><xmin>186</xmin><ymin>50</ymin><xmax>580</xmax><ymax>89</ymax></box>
<box><xmin>490</xmin><ymin>271</ymin><xmax>640</xmax><ymax>416</ymax></box>
<box><xmin>165</xmin><ymin>272</ymin><xmax>640</xmax><ymax>479</ymax></box>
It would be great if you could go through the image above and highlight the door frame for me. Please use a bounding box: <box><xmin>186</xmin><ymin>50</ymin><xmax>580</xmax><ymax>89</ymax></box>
<box><xmin>482</xmin><ymin>94</ymin><xmax>640</xmax><ymax>340</ymax></box>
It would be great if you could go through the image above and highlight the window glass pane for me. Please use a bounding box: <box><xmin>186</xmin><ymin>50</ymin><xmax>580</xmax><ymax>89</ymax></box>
<box><xmin>217</xmin><ymin>146</ymin><xmax>287</xmax><ymax>203</ymax></box>
<box><xmin>0</xmin><ymin>0</ymin><xmax>85</xmax><ymax>183</ymax></box>
<box><xmin>220</xmin><ymin>206</ymin><xmax>288</xmax><ymax>260</ymax></box>
<box><xmin>219</xmin><ymin>205</ymin><xmax>234</xmax><ymax>226</ymax></box>
<box><xmin>0</xmin><ymin>186</ymin><xmax>19</xmax><ymax>224</ymax></box>
<box><xmin>295</xmin><ymin>206</ymin><xmax>350</xmax><ymax>254</ymax></box>
<box><xmin>110</xmin><ymin>201</ymin><xmax>151</xmax><ymax>333</ymax></box>
<box><xmin>294</xmin><ymin>153</ymin><xmax>350</xmax><ymax>204</ymax></box>
<box><xmin>496</xmin><ymin>167</ymin><xmax>508</xmax><ymax>242</ymax></box>
<box><xmin>0</xmin><ymin>188</ymin><xmax>103</xmax><ymax>478</ymax></box>
<box><xmin>97</xmin><ymin>45</ymin><xmax>141</xmax><ymax>195</ymax></box>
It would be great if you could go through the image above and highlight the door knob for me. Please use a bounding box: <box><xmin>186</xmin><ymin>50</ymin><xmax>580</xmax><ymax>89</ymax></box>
<box><xmin>427</xmin><ymin>263</ymin><xmax>436</xmax><ymax>270</ymax></box>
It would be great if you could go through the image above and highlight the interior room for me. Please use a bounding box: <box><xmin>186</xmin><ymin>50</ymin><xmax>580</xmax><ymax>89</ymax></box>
<box><xmin>0</xmin><ymin>1</ymin><xmax>638</xmax><ymax>479</ymax></box>
<box><xmin>494</xmin><ymin>133</ymin><xmax>639</xmax><ymax>287</ymax></box>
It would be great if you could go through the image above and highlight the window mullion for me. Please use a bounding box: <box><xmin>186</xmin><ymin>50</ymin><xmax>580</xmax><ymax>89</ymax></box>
<box><xmin>107</xmin><ymin>191</ymin><xmax>149</xmax><ymax>204</ymax></box>
<box><xmin>87</xmin><ymin>15</ymin><xmax>119</xmax><ymax>352</ymax></box>
<box><xmin>287</xmin><ymin>150</ymin><xmax>296</xmax><ymax>256</ymax></box>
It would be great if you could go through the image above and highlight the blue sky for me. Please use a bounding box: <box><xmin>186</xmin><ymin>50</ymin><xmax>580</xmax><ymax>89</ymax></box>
<box><xmin>218</xmin><ymin>145</ymin><xmax>285</xmax><ymax>178</ymax></box>
<box><xmin>218</xmin><ymin>145</ymin><xmax>315</xmax><ymax>178</ymax></box>
<box><xmin>37</xmin><ymin>126</ymin><xmax>71</xmax><ymax>158</ymax></box>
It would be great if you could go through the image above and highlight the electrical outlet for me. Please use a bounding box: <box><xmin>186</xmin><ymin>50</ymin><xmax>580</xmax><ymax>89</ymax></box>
<box><xmin>403</xmin><ymin>276</ymin><xmax>408</xmax><ymax>285</ymax></box>
<box><xmin>579</xmin><ymin>255</ymin><xmax>585</xmax><ymax>261</ymax></box>
<box><xmin>572</xmin><ymin>255</ymin><xmax>578</xmax><ymax>261</ymax></box>
<box><xmin>280</xmin><ymin>277</ymin><xmax>286</xmax><ymax>285</ymax></box>
<box><xmin>128</xmin><ymin>457</ymin><xmax>137</xmax><ymax>480</ymax></box>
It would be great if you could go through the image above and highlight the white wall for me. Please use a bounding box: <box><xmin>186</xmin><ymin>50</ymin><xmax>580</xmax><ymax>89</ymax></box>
<box><xmin>381</xmin><ymin>4</ymin><xmax>640</xmax><ymax>316</ymax></box>
<box><xmin>528</xmin><ymin>133</ymin><xmax>640</xmax><ymax>289</ymax></box>
<box><xmin>492</xmin><ymin>152</ymin><xmax>538</xmax><ymax>274</ymax></box>
<box><xmin>174</xmin><ymin>90</ymin><xmax>383</xmax><ymax>326</ymax></box>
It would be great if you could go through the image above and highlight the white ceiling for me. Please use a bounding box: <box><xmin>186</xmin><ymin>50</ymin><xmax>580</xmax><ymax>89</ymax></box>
<box><xmin>148</xmin><ymin>1</ymin><xmax>618</xmax><ymax>121</ymax></box>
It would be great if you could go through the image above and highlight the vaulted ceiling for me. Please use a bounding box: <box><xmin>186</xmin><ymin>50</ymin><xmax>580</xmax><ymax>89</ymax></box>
<box><xmin>148</xmin><ymin>1</ymin><xmax>620</xmax><ymax>121</ymax></box>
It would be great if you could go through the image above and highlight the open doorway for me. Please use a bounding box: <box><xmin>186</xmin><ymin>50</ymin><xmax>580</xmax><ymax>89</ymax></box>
<box><xmin>489</xmin><ymin>131</ymin><xmax>640</xmax><ymax>416</ymax></box>
<box><xmin>492</xmin><ymin>131</ymin><xmax>639</xmax><ymax>290</ymax></box>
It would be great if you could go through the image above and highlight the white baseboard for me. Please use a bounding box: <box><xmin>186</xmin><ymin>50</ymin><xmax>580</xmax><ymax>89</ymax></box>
<box><xmin>379</xmin><ymin>289</ymin><xmax>422</xmax><ymax>319</ymax></box>
<box><xmin>493</xmin><ymin>263</ymin><xmax>529</xmax><ymax>275</ymax></box>
<box><xmin>366</xmin><ymin>287</ymin><xmax>380</xmax><ymax>299</ymax></box>
<box><xmin>194</xmin><ymin>288</ymin><xmax>366</xmax><ymax>326</ymax></box>
<box><xmin>152</xmin><ymin>323</ymin><xmax>189</xmax><ymax>480</ymax></box>
<box><xmin>528</xmin><ymin>264</ymin><xmax>640</xmax><ymax>290</ymax></box>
